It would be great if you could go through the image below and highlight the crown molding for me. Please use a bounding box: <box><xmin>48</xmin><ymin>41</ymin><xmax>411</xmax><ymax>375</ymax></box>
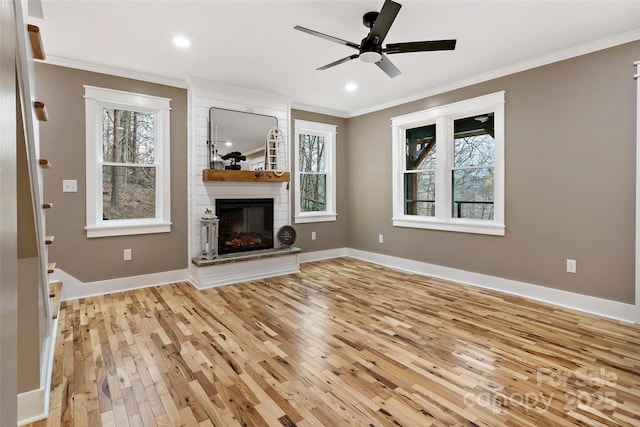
<box><xmin>39</xmin><ymin>27</ymin><xmax>640</xmax><ymax>119</ymax></box>
<box><xmin>346</xmin><ymin>27</ymin><xmax>640</xmax><ymax>118</ymax></box>
<box><xmin>187</xmin><ymin>76</ymin><xmax>291</xmax><ymax>111</ymax></box>
<box><xmin>291</xmin><ymin>102</ymin><xmax>349</xmax><ymax>119</ymax></box>
<box><xmin>39</xmin><ymin>55</ymin><xmax>188</xmax><ymax>89</ymax></box>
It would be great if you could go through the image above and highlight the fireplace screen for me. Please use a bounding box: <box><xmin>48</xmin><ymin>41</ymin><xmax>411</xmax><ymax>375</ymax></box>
<box><xmin>215</xmin><ymin>198</ymin><xmax>274</xmax><ymax>255</ymax></box>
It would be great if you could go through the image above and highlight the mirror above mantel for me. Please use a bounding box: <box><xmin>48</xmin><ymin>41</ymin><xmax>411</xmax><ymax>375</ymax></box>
<box><xmin>208</xmin><ymin>107</ymin><xmax>279</xmax><ymax>171</ymax></box>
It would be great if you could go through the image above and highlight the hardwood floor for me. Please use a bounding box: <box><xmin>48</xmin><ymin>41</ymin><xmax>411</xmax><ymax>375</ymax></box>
<box><xmin>27</xmin><ymin>257</ymin><xmax>640</xmax><ymax>426</ymax></box>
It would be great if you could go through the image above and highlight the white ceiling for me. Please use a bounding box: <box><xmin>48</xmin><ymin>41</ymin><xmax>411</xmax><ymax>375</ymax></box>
<box><xmin>34</xmin><ymin>0</ymin><xmax>640</xmax><ymax>117</ymax></box>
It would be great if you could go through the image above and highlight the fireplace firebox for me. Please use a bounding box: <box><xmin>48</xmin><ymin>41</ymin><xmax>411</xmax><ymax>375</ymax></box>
<box><xmin>215</xmin><ymin>198</ymin><xmax>274</xmax><ymax>255</ymax></box>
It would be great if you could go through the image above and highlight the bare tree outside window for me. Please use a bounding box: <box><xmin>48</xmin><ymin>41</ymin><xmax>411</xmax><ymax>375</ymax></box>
<box><xmin>299</xmin><ymin>133</ymin><xmax>326</xmax><ymax>212</ymax></box>
<box><xmin>101</xmin><ymin>107</ymin><xmax>156</xmax><ymax>220</ymax></box>
<box><xmin>403</xmin><ymin>115</ymin><xmax>495</xmax><ymax>220</ymax></box>
<box><xmin>405</xmin><ymin>124</ymin><xmax>436</xmax><ymax>216</ymax></box>
<box><xmin>451</xmin><ymin>115</ymin><xmax>495</xmax><ymax>220</ymax></box>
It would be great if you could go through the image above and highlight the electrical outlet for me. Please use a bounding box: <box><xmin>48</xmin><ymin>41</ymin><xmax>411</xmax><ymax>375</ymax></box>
<box><xmin>124</xmin><ymin>248</ymin><xmax>132</xmax><ymax>261</ymax></box>
<box><xmin>311</xmin><ymin>231</ymin><xmax>317</xmax><ymax>241</ymax></box>
<box><xmin>379</xmin><ymin>234</ymin><xmax>384</xmax><ymax>244</ymax></box>
<box><xmin>566</xmin><ymin>259</ymin><xmax>576</xmax><ymax>273</ymax></box>
<box><xmin>62</xmin><ymin>179</ymin><xmax>77</xmax><ymax>193</ymax></box>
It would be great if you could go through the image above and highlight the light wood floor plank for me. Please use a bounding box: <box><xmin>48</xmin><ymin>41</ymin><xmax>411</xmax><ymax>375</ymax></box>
<box><xmin>25</xmin><ymin>257</ymin><xmax>640</xmax><ymax>426</ymax></box>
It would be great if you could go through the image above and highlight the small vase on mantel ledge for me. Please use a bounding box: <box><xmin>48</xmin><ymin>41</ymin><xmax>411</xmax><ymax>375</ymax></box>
<box><xmin>210</xmin><ymin>148</ymin><xmax>225</xmax><ymax>170</ymax></box>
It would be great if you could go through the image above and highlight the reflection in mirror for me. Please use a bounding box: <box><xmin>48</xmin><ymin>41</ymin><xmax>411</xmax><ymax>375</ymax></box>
<box><xmin>208</xmin><ymin>108</ymin><xmax>278</xmax><ymax>170</ymax></box>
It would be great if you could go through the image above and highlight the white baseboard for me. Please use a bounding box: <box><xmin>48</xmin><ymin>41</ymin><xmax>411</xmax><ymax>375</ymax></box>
<box><xmin>53</xmin><ymin>268</ymin><xmax>190</xmax><ymax>301</ymax></box>
<box><xmin>299</xmin><ymin>247</ymin><xmax>348</xmax><ymax>263</ymax></box>
<box><xmin>52</xmin><ymin>248</ymin><xmax>637</xmax><ymax>323</ymax></box>
<box><xmin>299</xmin><ymin>248</ymin><xmax>637</xmax><ymax>323</ymax></box>
<box><xmin>17</xmin><ymin>316</ymin><xmax>59</xmax><ymax>426</ymax></box>
<box><xmin>345</xmin><ymin>249</ymin><xmax>637</xmax><ymax>324</ymax></box>
<box><xmin>17</xmin><ymin>388</ymin><xmax>45</xmax><ymax>426</ymax></box>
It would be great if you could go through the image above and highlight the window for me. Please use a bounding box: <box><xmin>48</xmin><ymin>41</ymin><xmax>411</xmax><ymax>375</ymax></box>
<box><xmin>84</xmin><ymin>86</ymin><xmax>171</xmax><ymax>237</ymax></box>
<box><xmin>294</xmin><ymin>120</ymin><xmax>337</xmax><ymax>223</ymax></box>
<box><xmin>392</xmin><ymin>91</ymin><xmax>505</xmax><ymax>235</ymax></box>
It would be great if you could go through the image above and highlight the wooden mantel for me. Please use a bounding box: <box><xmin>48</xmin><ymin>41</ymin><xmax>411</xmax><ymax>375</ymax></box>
<box><xmin>202</xmin><ymin>169</ymin><xmax>290</xmax><ymax>183</ymax></box>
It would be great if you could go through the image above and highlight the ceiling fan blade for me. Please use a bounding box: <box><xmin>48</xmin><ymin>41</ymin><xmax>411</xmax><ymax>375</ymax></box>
<box><xmin>369</xmin><ymin>0</ymin><xmax>401</xmax><ymax>44</ymax></box>
<box><xmin>317</xmin><ymin>54</ymin><xmax>360</xmax><ymax>70</ymax></box>
<box><xmin>385</xmin><ymin>39</ymin><xmax>457</xmax><ymax>54</ymax></box>
<box><xmin>293</xmin><ymin>26</ymin><xmax>360</xmax><ymax>50</ymax></box>
<box><xmin>375</xmin><ymin>54</ymin><xmax>401</xmax><ymax>78</ymax></box>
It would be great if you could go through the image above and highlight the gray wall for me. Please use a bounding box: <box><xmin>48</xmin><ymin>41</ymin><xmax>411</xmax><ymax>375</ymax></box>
<box><xmin>290</xmin><ymin>110</ymin><xmax>348</xmax><ymax>252</ymax></box>
<box><xmin>347</xmin><ymin>41</ymin><xmax>639</xmax><ymax>304</ymax></box>
<box><xmin>34</xmin><ymin>40</ymin><xmax>639</xmax><ymax>303</ymax></box>
<box><xmin>35</xmin><ymin>63</ymin><xmax>189</xmax><ymax>283</ymax></box>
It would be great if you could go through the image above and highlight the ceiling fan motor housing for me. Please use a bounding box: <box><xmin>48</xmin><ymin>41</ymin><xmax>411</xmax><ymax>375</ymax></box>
<box><xmin>363</xmin><ymin>11</ymin><xmax>379</xmax><ymax>28</ymax></box>
<box><xmin>360</xmin><ymin>34</ymin><xmax>383</xmax><ymax>63</ymax></box>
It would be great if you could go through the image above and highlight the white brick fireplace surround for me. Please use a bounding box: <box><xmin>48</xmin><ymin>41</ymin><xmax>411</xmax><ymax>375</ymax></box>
<box><xmin>188</xmin><ymin>79</ymin><xmax>298</xmax><ymax>288</ymax></box>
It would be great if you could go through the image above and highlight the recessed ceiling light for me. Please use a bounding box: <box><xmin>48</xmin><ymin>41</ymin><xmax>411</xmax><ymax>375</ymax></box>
<box><xmin>173</xmin><ymin>36</ymin><xmax>191</xmax><ymax>48</ymax></box>
<box><xmin>225</xmin><ymin>141</ymin><xmax>233</xmax><ymax>146</ymax></box>
<box><xmin>345</xmin><ymin>83</ymin><xmax>357</xmax><ymax>92</ymax></box>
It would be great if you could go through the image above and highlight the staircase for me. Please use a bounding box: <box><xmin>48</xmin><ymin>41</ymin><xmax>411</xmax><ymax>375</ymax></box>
<box><xmin>21</xmin><ymin>21</ymin><xmax>62</xmax><ymax>323</ymax></box>
<box><xmin>15</xmin><ymin>6</ymin><xmax>63</xmax><ymax>424</ymax></box>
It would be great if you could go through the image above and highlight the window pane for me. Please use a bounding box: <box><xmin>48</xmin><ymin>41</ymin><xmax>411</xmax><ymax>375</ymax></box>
<box><xmin>453</xmin><ymin>114</ymin><xmax>494</xmax><ymax>167</ymax></box>
<box><xmin>404</xmin><ymin>172</ymin><xmax>435</xmax><ymax>216</ymax></box>
<box><xmin>102</xmin><ymin>108</ymin><xmax>155</xmax><ymax>164</ymax></box>
<box><xmin>406</xmin><ymin>124</ymin><xmax>436</xmax><ymax>170</ymax></box>
<box><xmin>454</xmin><ymin>134</ymin><xmax>495</xmax><ymax>167</ymax></box>
<box><xmin>452</xmin><ymin>168</ymin><xmax>494</xmax><ymax>220</ymax></box>
<box><xmin>102</xmin><ymin>165</ymin><xmax>156</xmax><ymax>220</ymax></box>
<box><xmin>300</xmin><ymin>173</ymin><xmax>326</xmax><ymax>212</ymax></box>
<box><xmin>299</xmin><ymin>133</ymin><xmax>325</xmax><ymax>173</ymax></box>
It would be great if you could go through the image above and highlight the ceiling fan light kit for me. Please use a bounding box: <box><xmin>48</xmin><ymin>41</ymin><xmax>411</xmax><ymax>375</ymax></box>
<box><xmin>294</xmin><ymin>0</ymin><xmax>457</xmax><ymax>78</ymax></box>
<box><xmin>360</xmin><ymin>51</ymin><xmax>382</xmax><ymax>63</ymax></box>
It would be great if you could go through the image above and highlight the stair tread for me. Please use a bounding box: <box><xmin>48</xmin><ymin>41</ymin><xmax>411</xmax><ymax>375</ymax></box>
<box><xmin>34</xmin><ymin>101</ymin><xmax>48</xmax><ymax>121</ymax></box>
<box><xmin>27</xmin><ymin>24</ymin><xmax>45</xmax><ymax>60</ymax></box>
<box><xmin>45</xmin><ymin>235</ymin><xmax>54</xmax><ymax>244</ymax></box>
<box><xmin>49</xmin><ymin>281</ymin><xmax>62</xmax><ymax>320</ymax></box>
<box><xmin>48</xmin><ymin>262</ymin><xmax>56</xmax><ymax>273</ymax></box>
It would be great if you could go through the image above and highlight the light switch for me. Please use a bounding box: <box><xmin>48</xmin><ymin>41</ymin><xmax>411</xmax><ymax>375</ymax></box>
<box><xmin>62</xmin><ymin>179</ymin><xmax>77</xmax><ymax>193</ymax></box>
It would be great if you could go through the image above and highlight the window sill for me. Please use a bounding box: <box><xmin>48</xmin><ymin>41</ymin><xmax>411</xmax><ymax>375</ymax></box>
<box><xmin>392</xmin><ymin>216</ymin><xmax>504</xmax><ymax>236</ymax></box>
<box><xmin>86</xmin><ymin>222</ymin><xmax>172</xmax><ymax>238</ymax></box>
<box><xmin>294</xmin><ymin>213</ymin><xmax>337</xmax><ymax>224</ymax></box>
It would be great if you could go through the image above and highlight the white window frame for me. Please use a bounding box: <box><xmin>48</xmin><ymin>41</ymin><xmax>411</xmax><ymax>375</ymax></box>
<box><xmin>634</xmin><ymin>59</ymin><xmax>640</xmax><ymax>322</ymax></box>
<box><xmin>84</xmin><ymin>85</ymin><xmax>171</xmax><ymax>238</ymax></box>
<box><xmin>294</xmin><ymin>119</ymin><xmax>337</xmax><ymax>223</ymax></box>
<box><xmin>391</xmin><ymin>91</ymin><xmax>505</xmax><ymax>236</ymax></box>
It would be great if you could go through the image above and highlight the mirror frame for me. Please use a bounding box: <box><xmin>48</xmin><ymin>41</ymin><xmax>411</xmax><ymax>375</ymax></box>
<box><xmin>207</xmin><ymin>107</ymin><xmax>279</xmax><ymax>170</ymax></box>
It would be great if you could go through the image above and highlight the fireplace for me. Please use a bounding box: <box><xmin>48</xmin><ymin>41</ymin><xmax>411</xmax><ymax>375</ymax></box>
<box><xmin>215</xmin><ymin>198</ymin><xmax>274</xmax><ymax>255</ymax></box>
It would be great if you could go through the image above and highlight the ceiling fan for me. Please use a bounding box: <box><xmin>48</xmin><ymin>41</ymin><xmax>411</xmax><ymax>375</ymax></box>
<box><xmin>294</xmin><ymin>0</ymin><xmax>456</xmax><ymax>78</ymax></box>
